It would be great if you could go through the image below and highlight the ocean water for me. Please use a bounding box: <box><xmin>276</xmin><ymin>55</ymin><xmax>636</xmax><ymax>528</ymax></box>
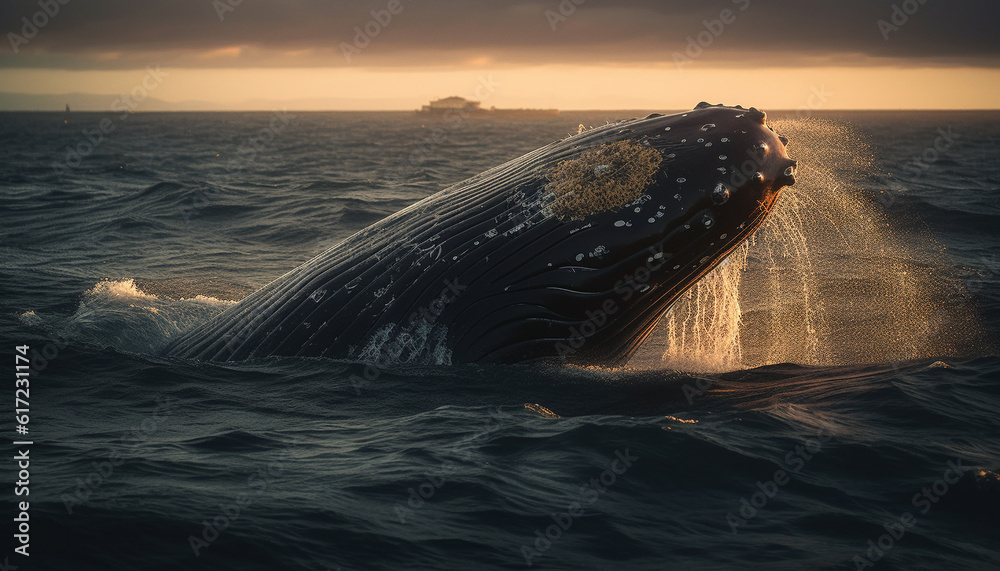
<box><xmin>1</xmin><ymin>109</ymin><xmax>999</xmax><ymax>570</ymax></box>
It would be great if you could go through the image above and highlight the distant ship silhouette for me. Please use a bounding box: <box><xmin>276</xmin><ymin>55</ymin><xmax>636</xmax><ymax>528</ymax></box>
<box><xmin>417</xmin><ymin>96</ymin><xmax>558</xmax><ymax>118</ymax></box>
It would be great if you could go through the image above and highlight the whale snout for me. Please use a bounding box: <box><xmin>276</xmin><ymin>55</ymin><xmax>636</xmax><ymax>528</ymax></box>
<box><xmin>780</xmin><ymin>159</ymin><xmax>797</xmax><ymax>186</ymax></box>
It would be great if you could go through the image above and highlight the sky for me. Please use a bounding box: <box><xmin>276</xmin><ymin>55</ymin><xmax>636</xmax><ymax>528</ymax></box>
<box><xmin>1</xmin><ymin>0</ymin><xmax>998</xmax><ymax>110</ymax></box>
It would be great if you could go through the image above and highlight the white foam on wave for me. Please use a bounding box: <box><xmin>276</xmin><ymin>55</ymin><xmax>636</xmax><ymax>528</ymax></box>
<box><xmin>84</xmin><ymin>278</ymin><xmax>236</xmax><ymax>305</ymax></box>
<box><xmin>87</xmin><ymin>278</ymin><xmax>158</xmax><ymax>301</ymax></box>
<box><xmin>18</xmin><ymin>310</ymin><xmax>41</xmax><ymax>326</ymax></box>
<box><xmin>23</xmin><ymin>279</ymin><xmax>237</xmax><ymax>355</ymax></box>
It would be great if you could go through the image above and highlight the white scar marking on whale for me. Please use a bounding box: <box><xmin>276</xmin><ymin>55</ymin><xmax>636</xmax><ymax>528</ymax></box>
<box><xmin>352</xmin><ymin>321</ymin><xmax>452</xmax><ymax>366</ymax></box>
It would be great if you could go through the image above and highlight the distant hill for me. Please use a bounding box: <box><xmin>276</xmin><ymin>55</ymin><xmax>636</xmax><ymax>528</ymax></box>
<box><xmin>0</xmin><ymin>92</ymin><xmax>223</xmax><ymax>112</ymax></box>
<box><xmin>0</xmin><ymin>92</ymin><xmax>439</xmax><ymax>112</ymax></box>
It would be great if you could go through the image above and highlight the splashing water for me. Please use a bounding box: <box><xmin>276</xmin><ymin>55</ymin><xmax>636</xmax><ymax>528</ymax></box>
<box><xmin>20</xmin><ymin>279</ymin><xmax>238</xmax><ymax>355</ymax></box>
<box><xmin>656</xmin><ymin>248</ymin><xmax>748</xmax><ymax>372</ymax></box>
<box><xmin>633</xmin><ymin>118</ymin><xmax>988</xmax><ymax>372</ymax></box>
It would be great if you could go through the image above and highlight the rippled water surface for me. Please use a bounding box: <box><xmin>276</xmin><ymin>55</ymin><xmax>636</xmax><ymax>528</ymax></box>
<box><xmin>1</xmin><ymin>110</ymin><xmax>998</xmax><ymax>570</ymax></box>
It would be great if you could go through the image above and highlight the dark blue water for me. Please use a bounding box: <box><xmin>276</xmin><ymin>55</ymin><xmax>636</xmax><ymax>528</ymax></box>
<box><xmin>1</xmin><ymin>110</ymin><xmax>998</xmax><ymax>570</ymax></box>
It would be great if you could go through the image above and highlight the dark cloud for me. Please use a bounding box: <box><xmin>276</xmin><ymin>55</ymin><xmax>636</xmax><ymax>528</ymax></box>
<box><xmin>2</xmin><ymin>0</ymin><xmax>998</xmax><ymax>69</ymax></box>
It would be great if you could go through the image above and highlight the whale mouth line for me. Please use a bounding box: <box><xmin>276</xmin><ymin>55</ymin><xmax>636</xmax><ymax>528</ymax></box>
<box><xmin>758</xmin><ymin>196</ymin><xmax>778</xmax><ymax>216</ymax></box>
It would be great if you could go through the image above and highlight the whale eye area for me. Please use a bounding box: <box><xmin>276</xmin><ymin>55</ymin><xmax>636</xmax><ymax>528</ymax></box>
<box><xmin>546</xmin><ymin>139</ymin><xmax>662</xmax><ymax>222</ymax></box>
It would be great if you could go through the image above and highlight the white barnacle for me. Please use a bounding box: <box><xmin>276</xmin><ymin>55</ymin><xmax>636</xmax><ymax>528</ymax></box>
<box><xmin>614</xmin><ymin>220</ymin><xmax>626</xmax><ymax>227</ymax></box>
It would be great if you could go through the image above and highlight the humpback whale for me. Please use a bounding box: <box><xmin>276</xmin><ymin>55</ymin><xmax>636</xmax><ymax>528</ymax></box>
<box><xmin>165</xmin><ymin>103</ymin><xmax>796</xmax><ymax>365</ymax></box>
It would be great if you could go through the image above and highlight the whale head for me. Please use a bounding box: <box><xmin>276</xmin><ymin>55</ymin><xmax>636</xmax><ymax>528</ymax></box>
<box><xmin>525</xmin><ymin>102</ymin><xmax>797</xmax><ymax>364</ymax></box>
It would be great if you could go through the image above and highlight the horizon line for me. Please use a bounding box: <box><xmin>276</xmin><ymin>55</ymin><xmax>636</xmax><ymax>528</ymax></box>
<box><xmin>3</xmin><ymin>107</ymin><xmax>999</xmax><ymax>113</ymax></box>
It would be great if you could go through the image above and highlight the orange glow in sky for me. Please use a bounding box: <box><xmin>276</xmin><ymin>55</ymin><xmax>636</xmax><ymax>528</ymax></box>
<box><xmin>2</xmin><ymin>1</ymin><xmax>998</xmax><ymax>111</ymax></box>
<box><xmin>2</xmin><ymin>64</ymin><xmax>999</xmax><ymax>111</ymax></box>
